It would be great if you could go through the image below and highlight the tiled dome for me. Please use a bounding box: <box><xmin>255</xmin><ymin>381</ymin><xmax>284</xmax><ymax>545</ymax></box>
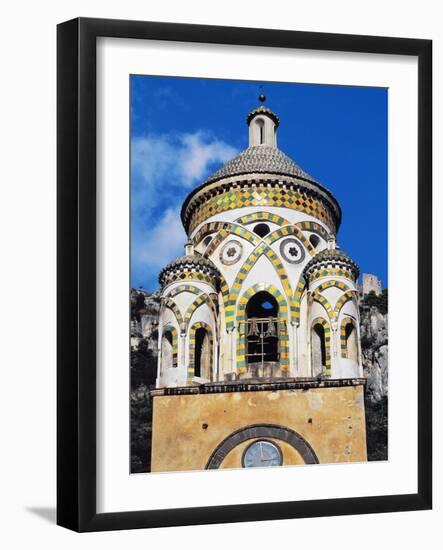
<box><xmin>158</xmin><ymin>254</ymin><xmax>220</xmax><ymax>288</ymax></box>
<box><xmin>303</xmin><ymin>248</ymin><xmax>360</xmax><ymax>280</ymax></box>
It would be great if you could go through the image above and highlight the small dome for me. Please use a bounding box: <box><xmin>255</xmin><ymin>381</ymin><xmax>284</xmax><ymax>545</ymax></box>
<box><xmin>158</xmin><ymin>253</ymin><xmax>220</xmax><ymax>288</ymax></box>
<box><xmin>303</xmin><ymin>248</ymin><xmax>360</xmax><ymax>281</ymax></box>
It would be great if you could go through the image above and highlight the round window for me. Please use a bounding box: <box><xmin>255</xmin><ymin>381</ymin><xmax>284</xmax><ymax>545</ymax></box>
<box><xmin>280</xmin><ymin>238</ymin><xmax>305</xmax><ymax>264</ymax></box>
<box><xmin>220</xmin><ymin>240</ymin><xmax>243</xmax><ymax>265</ymax></box>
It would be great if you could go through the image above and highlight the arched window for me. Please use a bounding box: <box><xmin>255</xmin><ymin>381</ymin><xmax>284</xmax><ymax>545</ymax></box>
<box><xmin>311</xmin><ymin>323</ymin><xmax>326</xmax><ymax>376</ymax></box>
<box><xmin>202</xmin><ymin>235</ymin><xmax>212</xmax><ymax>248</ymax></box>
<box><xmin>194</xmin><ymin>326</ymin><xmax>212</xmax><ymax>379</ymax></box>
<box><xmin>253</xmin><ymin>223</ymin><xmax>271</xmax><ymax>238</ymax></box>
<box><xmin>161</xmin><ymin>330</ymin><xmax>174</xmax><ymax>369</ymax></box>
<box><xmin>245</xmin><ymin>291</ymin><xmax>279</xmax><ymax>370</ymax></box>
<box><xmin>256</xmin><ymin>118</ymin><xmax>265</xmax><ymax>144</ymax></box>
<box><xmin>345</xmin><ymin>321</ymin><xmax>358</xmax><ymax>363</ymax></box>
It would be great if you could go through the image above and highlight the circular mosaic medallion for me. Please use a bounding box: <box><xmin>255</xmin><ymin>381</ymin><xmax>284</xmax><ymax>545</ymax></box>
<box><xmin>280</xmin><ymin>238</ymin><xmax>305</xmax><ymax>264</ymax></box>
<box><xmin>220</xmin><ymin>240</ymin><xmax>243</xmax><ymax>265</ymax></box>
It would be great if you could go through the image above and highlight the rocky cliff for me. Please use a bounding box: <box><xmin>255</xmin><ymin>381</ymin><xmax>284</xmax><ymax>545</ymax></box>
<box><xmin>360</xmin><ymin>290</ymin><xmax>388</xmax><ymax>461</ymax></box>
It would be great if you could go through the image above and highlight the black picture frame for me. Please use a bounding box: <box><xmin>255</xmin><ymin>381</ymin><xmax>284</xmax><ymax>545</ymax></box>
<box><xmin>57</xmin><ymin>17</ymin><xmax>432</xmax><ymax>532</ymax></box>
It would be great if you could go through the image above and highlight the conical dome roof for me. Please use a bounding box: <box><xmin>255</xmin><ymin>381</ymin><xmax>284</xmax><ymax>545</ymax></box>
<box><xmin>201</xmin><ymin>145</ymin><xmax>319</xmax><ymax>187</ymax></box>
<box><xmin>158</xmin><ymin>253</ymin><xmax>220</xmax><ymax>288</ymax></box>
<box><xmin>303</xmin><ymin>247</ymin><xmax>360</xmax><ymax>281</ymax></box>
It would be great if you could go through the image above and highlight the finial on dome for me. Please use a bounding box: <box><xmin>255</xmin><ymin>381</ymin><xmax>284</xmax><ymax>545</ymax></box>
<box><xmin>258</xmin><ymin>85</ymin><xmax>266</xmax><ymax>104</ymax></box>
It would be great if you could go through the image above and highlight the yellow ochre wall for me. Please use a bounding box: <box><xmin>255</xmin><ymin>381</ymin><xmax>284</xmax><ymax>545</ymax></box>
<box><xmin>151</xmin><ymin>385</ymin><xmax>367</xmax><ymax>472</ymax></box>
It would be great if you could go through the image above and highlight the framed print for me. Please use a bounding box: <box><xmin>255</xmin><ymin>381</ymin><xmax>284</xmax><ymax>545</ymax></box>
<box><xmin>57</xmin><ymin>17</ymin><xmax>432</xmax><ymax>532</ymax></box>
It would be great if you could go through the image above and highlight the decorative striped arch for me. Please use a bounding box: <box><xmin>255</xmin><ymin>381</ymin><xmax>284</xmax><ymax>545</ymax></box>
<box><xmin>184</xmin><ymin>293</ymin><xmax>217</xmax><ymax>331</ymax></box>
<box><xmin>193</xmin><ymin>221</ymin><xmax>259</xmax><ymax>252</ymax></box>
<box><xmin>295</xmin><ymin>221</ymin><xmax>330</xmax><ymax>241</ymax></box>
<box><xmin>167</xmin><ymin>284</ymin><xmax>203</xmax><ymax>300</ymax></box>
<box><xmin>293</xmin><ymin>275</ymin><xmax>307</xmax><ymax>326</ymax></box>
<box><xmin>226</xmin><ymin>243</ymin><xmax>294</xmax><ymax>329</ymax></box>
<box><xmin>340</xmin><ymin>317</ymin><xmax>356</xmax><ymax>358</ymax></box>
<box><xmin>312</xmin><ymin>280</ymin><xmax>351</xmax><ymax>294</ymax></box>
<box><xmin>161</xmin><ymin>324</ymin><xmax>178</xmax><ymax>368</ymax></box>
<box><xmin>264</xmin><ymin>225</ymin><xmax>314</xmax><ymax>255</ymax></box>
<box><xmin>235</xmin><ymin>283</ymin><xmax>289</xmax><ymax>374</ymax></box>
<box><xmin>162</xmin><ymin>298</ymin><xmax>184</xmax><ymax>330</ymax></box>
<box><xmin>188</xmin><ymin>321</ymin><xmax>214</xmax><ymax>382</ymax></box>
<box><xmin>235</xmin><ymin>211</ymin><xmax>291</xmax><ymax>227</ymax></box>
<box><xmin>333</xmin><ymin>290</ymin><xmax>358</xmax><ymax>322</ymax></box>
<box><xmin>311</xmin><ymin>317</ymin><xmax>331</xmax><ymax>376</ymax></box>
<box><xmin>310</xmin><ymin>291</ymin><xmax>333</xmax><ymax>319</ymax></box>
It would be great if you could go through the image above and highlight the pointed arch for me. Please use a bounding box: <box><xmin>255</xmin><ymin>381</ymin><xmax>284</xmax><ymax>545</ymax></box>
<box><xmin>312</xmin><ymin>280</ymin><xmax>351</xmax><ymax>294</ymax></box>
<box><xmin>236</xmin><ymin>283</ymin><xmax>289</xmax><ymax>374</ymax></box>
<box><xmin>333</xmin><ymin>290</ymin><xmax>358</xmax><ymax>322</ymax></box>
<box><xmin>188</xmin><ymin>321</ymin><xmax>214</xmax><ymax>382</ymax></box>
<box><xmin>310</xmin><ymin>291</ymin><xmax>333</xmax><ymax>319</ymax></box>
<box><xmin>311</xmin><ymin>317</ymin><xmax>331</xmax><ymax>376</ymax></box>
<box><xmin>184</xmin><ymin>293</ymin><xmax>217</xmax><ymax>331</ymax></box>
<box><xmin>226</xmin><ymin>243</ymin><xmax>294</xmax><ymax>329</ymax></box>
<box><xmin>162</xmin><ymin>298</ymin><xmax>184</xmax><ymax>330</ymax></box>
<box><xmin>166</xmin><ymin>284</ymin><xmax>203</xmax><ymax>300</ymax></box>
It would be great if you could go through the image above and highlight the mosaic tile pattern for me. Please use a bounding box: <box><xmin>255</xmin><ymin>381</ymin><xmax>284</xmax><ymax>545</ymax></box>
<box><xmin>295</xmin><ymin>220</ymin><xmax>330</xmax><ymax>241</ymax></box>
<box><xmin>166</xmin><ymin>270</ymin><xmax>216</xmax><ymax>287</ymax></box>
<box><xmin>187</xmin><ymin>321</ymin><xmax>214</xmax><ymax>382</ymax></box>
<box><xmin>235</xmin><ymin>283</ymin><xmax>289</xmax><ymax>373</ymax></box>
<box><xmin>311</xmin><ymin>317</ymin><xmax>331</xmax><ymax>377</ymax></box>
<box><xmin>333</xmin><ymin>290</ymin><xmax>358</xmax><ymax>322</ymax></box>
<box><xmin>235</xmin><ymin>211</ymin><xmax>290</xmax><ymax>227</ymax></box>
<box><xmin>340</xmin><ymin>317</ymin><xmax>355</xmax><ymax>358</ymax></box>
<box><xmin>161</xmin><ymin>324</ymin><xmax>178</xmax><ymax>368</ymax></box>
<box><xmin>309</xmin><ymin>266</ymin><xmax>357</xmax><ymax>284</ymax></box>
<box><xmin>186</xmin><ymin>185</ymin><xmax>337</xmax><ymax>234</ymax></box>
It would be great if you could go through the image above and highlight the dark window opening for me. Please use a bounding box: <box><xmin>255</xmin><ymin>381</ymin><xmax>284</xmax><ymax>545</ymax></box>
<box><xmin>194</xmin><ymin>327</ymin><xmax>212</xmax><ymax>379</ymax></box>
<box><xmin>309</xmin><ymin>234</ymin><xmax>320</xmax><ymax>249</ymax></box>
<box><xmin>253</xmin><ymin>223</ymin><xmax>271</xmax><ymax>238</ymax></box>
<box><xmin>245</xmin><ymin>291</ymin><xmax>279</xmax><ymax>366</ymax></box>
<box><xmin>203</xmin><ymin>235</ymin><xmax>212</xmax><ymax>247</ymax></box>
<box><xmin>311</xmin><ymin>324</ymin><xmax>326</xmax><ymax>376</ymax></box>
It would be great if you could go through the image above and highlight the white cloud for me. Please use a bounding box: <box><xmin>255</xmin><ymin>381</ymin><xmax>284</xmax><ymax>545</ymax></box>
<box><xmin>131</xmin><ymin>131</ymin><xmax>237</xmax><ymax>288</ymax></box>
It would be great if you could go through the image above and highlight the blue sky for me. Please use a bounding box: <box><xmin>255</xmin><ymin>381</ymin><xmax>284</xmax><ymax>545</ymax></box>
<box><xmin>131</xmin><ymin>76</ymin><xmax>387</xmax><ymax>291</ymax></box>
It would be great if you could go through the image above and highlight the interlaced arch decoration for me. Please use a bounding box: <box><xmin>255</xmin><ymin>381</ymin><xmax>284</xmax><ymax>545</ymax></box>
<box><xmin>206</xmin><ymin>424</ymin><xmax>319</xmax><ymax>469</ymax></box>
<box><xmin>187</xmin><ymin>321</ymin><xmax>214</xmax><ymax>382</ymax></box>
<box><xmin>184</xmin><ymin>293</ymin><xmax>217</xmax><ymax>332</ymax></box>
<box><xmin>235</xmin><ymin>283</ymin><xmax>289</xmax><ymax>373</ymax></box>
<box><xmin>312</xmin><ymin>280</ymin><xmax>351</xmax><ymax>294</ymax></box>
<box><xmin>333</xmin><ymin>290</ymin><xmax>358</xmax><ymax>322</ymax></box>
<box><xmin>263</xmin><ymin>225</ymin><xmax>314</xmax><ymax>255</ymax></box>
<box><xmin>162</xmin><ymin>298</ymin><xmax>184</xmax><ymax>330</ymax></box>
<box><xmin>295</xmin><ymin>220</ymin><xmax>330</xmax><ymax>241</ymax></box>
<box><xmin>166</xmin><ymin>284</ymin><xmax>203</xmax><ymax>300</ymax></box>
<box><xmin>226</xmin><ymin>243</ymin><xmax>294</xmax><ymax>328</ymax></box>
<box><xmin>235</xmin><ymin>211</ymin><xmax>291</xmax><ymax>227</ymax></box>
<box><xmin>310</xmin><ymin>292</ymin><xmax>334</xmax><ymax>319</ymax></box>
<box><xmin>311</xmin><ymin>317</ymin><xmax>331</xmax><ymax>376</ymax></box>
<box><xmin>161</xmin><ymin>324</ymin><xmax>178</xmax><ymax>368</ymax></box>
<box><xmin>340</xmin><ymin>317</ymin><xmax>356</xmax><ymax>358</ymax></box>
